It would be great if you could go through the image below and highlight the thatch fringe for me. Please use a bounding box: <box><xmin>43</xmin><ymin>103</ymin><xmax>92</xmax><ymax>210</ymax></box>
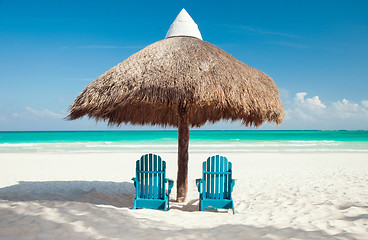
<box><xmin>68</xmin><ymin>36</ymin><xmax>284</xmax><ymax>127</ymax></box>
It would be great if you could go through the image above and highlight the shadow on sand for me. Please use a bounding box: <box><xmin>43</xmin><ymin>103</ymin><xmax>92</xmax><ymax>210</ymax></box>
<box><xmin>0</xmin><ymin>180</ymin><xmax>135</xmax><ymax>208</ymax></box>
<box><xmin>0</xmin><ymin>182</ymin><xmax>362</xmax><ymax>239</ymax></box>
<box><xmin>0</xmin><ymin>181</ymin><xmax>205</xmax><ymax>212</ymax></box>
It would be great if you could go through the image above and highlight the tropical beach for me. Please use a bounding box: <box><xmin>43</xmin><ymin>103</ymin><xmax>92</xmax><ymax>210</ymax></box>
<box><xmin>0</xmin><ymin>131</ymin><xmax>368</xmax><ymax>239</ymax></box>
<box><xmin>1</xmin><ymin>1</ymin><xmax>368</xmax><ymax>240</ymax></box>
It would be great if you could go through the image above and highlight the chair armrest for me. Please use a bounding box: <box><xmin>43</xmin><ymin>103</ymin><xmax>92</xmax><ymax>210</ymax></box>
<box><xmin>166</xmin><ymin>178</ymin><xmax>174</xmax><ymax>194</ymax></box>
<box><xmin>231</xmin><ymin>179</ymin><xmax>236</xmax><ymax>189</ymax></box>
<box><xmin>132</xmin><ymin>177</ymin><xmax>137</xmax><ymax>188</ymax></box>
<box><xmin>196</xmin><ymin>179</ymin><xmax>203</xmax><ymax>192</ymax></box>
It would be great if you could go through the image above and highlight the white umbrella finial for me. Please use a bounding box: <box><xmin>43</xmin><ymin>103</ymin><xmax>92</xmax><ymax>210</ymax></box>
<box><xmin>165</xmin><ymin>8</ymin><xmax>203</xmax><ymax>40</ymax></box>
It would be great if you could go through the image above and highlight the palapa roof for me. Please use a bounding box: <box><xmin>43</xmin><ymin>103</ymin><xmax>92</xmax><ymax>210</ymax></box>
<box><xmin>68</xmin><ymin>10</ymin><xmax>284</xmax><ymax>128</ymax></box>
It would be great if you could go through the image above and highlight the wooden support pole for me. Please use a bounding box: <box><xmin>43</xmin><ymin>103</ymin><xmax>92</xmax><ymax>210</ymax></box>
<box><xmin>176</xmin><ymin>106</ymin><xmax>189</xmax><ymax>203</ymax></box>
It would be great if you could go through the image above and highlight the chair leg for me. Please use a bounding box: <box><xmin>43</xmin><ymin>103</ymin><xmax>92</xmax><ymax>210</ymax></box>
<box><xmin>132</xmin><ymin>199</ymin><xmax>136</xmax><ymax>210</ymax></box>
<box><xmin>231</xmin><ymin>201</ymin><xmax>235</xmax><ymax>215</ymax></box>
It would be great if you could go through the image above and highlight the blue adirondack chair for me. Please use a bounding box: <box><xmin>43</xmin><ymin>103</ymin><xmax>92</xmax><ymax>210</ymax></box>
<box><xmin>132</xmin><ymin>153</ymin><xmax>174</xmax><ymax>211</ymax></box>
<box><xmin>196</xmin><ymin>155</ymin><xmax>236</xmax><ymax>214</ymax></box>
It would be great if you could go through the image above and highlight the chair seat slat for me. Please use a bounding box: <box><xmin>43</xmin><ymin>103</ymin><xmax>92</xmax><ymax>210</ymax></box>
<box><xmin>138</xmin><ymin>170</ymin><xmax>165</xmax><ymax>174</ymax></box>
<box><xmin>203</xmin><ymin>171</ymin><xmax>231</xmax><ymax>175</ymax></box>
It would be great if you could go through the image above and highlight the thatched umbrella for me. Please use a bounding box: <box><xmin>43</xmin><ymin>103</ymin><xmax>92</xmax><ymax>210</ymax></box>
<box><xmin>68</xmin><ymin>9</ymin><xmax>284</xmax><ymax>202</ymax></box>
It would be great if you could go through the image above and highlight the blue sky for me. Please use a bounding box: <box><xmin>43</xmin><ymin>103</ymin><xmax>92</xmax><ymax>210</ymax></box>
<box><xmin>0</xmin><ymin>0</ymin><xmax>367</xmax><ymax>130</ymax></box>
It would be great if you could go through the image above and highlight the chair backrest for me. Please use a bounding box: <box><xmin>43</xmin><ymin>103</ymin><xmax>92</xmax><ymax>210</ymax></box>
<box><xmin>202</xmin><ymin>155</ymin><xmax>233</xmax><ymax>200</ymax></box>
<box><xmin>136</xmin><ymin>153</ymin><xmax>166</xmax><ymax>200</ymax></box>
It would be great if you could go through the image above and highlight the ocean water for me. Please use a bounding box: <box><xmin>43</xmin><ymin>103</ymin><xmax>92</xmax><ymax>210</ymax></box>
<box><xmin>0</xmin><ymin>130</ymin><xmax>367</xmax><ymax>153</ymax></box>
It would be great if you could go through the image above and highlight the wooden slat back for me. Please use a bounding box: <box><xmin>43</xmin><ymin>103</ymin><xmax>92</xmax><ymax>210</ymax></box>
<box><xmin>203</xmin><ymin>155</ymin><xmax>232</xmax><ymax>200</ymax></box>
<box><xmin>136</xmin><ymin>154</ymin><xmax>165</xmax><ymax>199</ymax></box>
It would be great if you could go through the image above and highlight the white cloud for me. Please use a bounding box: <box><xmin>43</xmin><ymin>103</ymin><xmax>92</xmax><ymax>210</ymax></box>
<box><xmin>295</xmin><ymin>92</ymin><xmax>326</xmax><ymax>110</ymax></box>
<box><xmin>332</xmin><ymin>99</ymin><xmax>359</xmax><ymax>119</ymax></box>
<box><xmin>61</xmin><ymin>45</ymin><xmax>144</xmax><ymax>50</ymax></box>
<box><xmin>272</xmin><ymin>41</ymin><xmax>310</xmax><ymax>49</ymax></box>
<box><xmin>24</xmin><ymin>107</ymin><xmax>65</xmax><ymax>119</ymax></box>
<box><xmin>237</xmin><ymin>25</ymin><xmax>299</xmax><ymax>38</ymax></box>
<box><xmin>331</xmin><ymin>99</ymin><xmax>368</xmax><ymax>119</ymax></box>
<box><xmin>282</xmin><ymin>92</ymin><xmax>368</xmax><ymax>129</ymax></box>
<box><xmin>361</xmin><ymin>100</ymin><xmax>368</xmax><ymax>109</ymax></box>
<box><xmin>306</xmin><ymin>96</ymin><xmax>326</xmax><ymax>109</ymax></box>
<box><xmin>78</xmin><ymin>45</ymin><xmax>144</xmax><ymax>49</ymax></box>
<box><xmin>12</xmin><ymin>107</ymin><xmax>65</xmax><ymax>120</ymax></box>
<box><xmin>1</xmin><ymin>107</ymin><xmax>69</xmax><ymax>130</ymax></box>
<box><xmin>278</xmin><ymin>88</ymin><xmax>290</xmax><ymax>101</ymax></box>
<box><xmin>294</xmin><ymin>92</ymin><xmax>306</xmax><ymax>102</ymax></box>
<box><xmin>289</xmin><ymin>92</ymin><xmax>326</xmax><ymax>120</ymax></box>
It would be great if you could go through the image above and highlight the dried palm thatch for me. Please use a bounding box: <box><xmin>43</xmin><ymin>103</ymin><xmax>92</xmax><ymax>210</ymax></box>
<box><xmin>68</xmin><ymin>36</ymin><xmax>284</xmax><ymax>202</ymax></box>
<box><xmin>68</xmin><ymin>36</ymin><xmax>284</xmax><ymax>127</ymax></box>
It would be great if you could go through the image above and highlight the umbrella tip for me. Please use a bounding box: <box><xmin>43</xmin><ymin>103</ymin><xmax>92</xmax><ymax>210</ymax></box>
<box><xmin>165</xmin><ymin>8</ymin><xmax>203</xmax><ymax>40</ymax></box>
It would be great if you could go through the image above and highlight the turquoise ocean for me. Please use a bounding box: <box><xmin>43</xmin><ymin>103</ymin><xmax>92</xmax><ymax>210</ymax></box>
<box><xmin>0</xmin><ymin>130</ymin><xmax>367</xmax><ymax>153</ymax></box>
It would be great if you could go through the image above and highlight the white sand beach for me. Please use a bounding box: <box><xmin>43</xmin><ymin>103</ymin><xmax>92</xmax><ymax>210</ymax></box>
<box><xmin>0</xmin><ymin>152</ymin><xmax>367</xmax><ymax>240</ymax></box>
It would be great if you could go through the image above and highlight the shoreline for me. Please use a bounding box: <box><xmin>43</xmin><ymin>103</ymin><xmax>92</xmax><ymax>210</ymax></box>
<box><xmin>1</xmin><ymin>142</ymin><xmax>368</xmax><ymax>154</ymax></box>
